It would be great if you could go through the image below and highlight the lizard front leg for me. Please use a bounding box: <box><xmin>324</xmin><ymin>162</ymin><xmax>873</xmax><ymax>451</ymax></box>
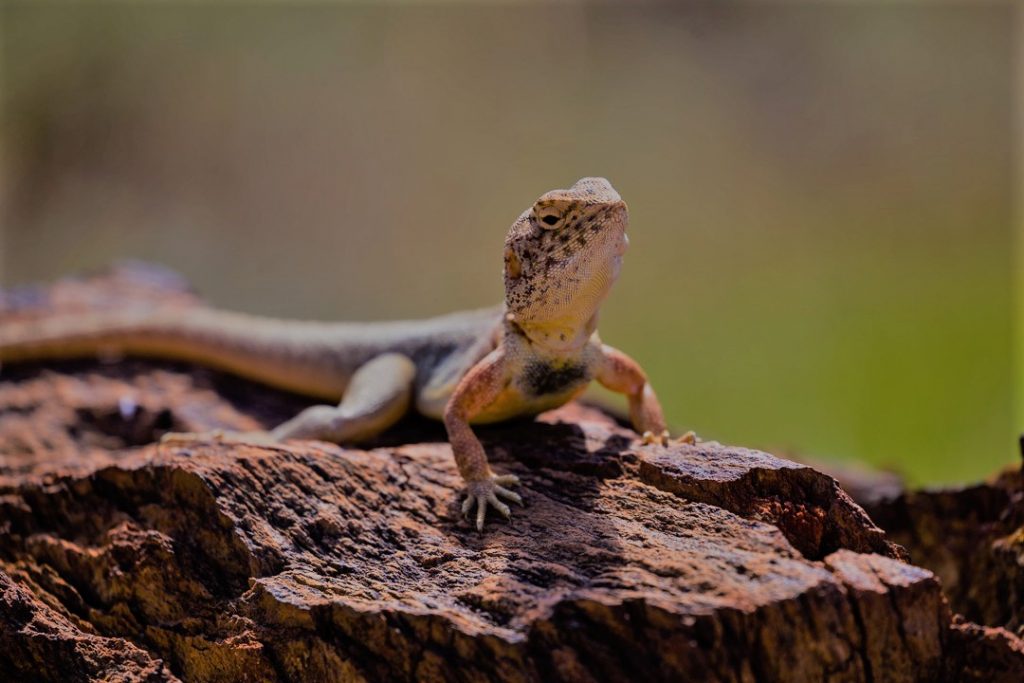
<box><xmin>443</xmin><ymin>348</ymin><xmax>522</xmax><ymax>530</ymax></box>
<box><xmin>596</xmin><ymin>344</ymin><xmax>696</xmax><ymax>446</ymax></box>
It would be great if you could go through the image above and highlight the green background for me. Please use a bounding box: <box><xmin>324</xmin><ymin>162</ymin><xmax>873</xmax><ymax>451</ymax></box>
<box><xmin>1</xmin><ymin>3</ymin><xmax>1017</xmax><ymax>485</ymax></box>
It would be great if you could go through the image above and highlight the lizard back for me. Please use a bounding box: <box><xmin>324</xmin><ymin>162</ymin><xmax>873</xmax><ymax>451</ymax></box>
<box><xmin>0</xmin><ymin>305</ymin><xmax>503</xmax><ymax>400</ymax></box>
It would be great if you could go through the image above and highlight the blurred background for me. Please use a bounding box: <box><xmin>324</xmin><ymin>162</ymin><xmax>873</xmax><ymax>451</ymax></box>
<box><xmin>0</xmin><ymin>3</ymin><xmax>1018</xmax><ymax>485</ymax></box>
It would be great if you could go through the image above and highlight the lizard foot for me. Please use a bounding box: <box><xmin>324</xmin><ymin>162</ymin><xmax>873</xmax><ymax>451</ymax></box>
<box><xmin>159</xmin><ymin>429</ymin><xmax>279</xmax><ymax>447</ymax></box>
<box><xmin>461</xmin><ymin>474</ymin><xmax>522</xmax><ymax>531</ymax></box>
<box><xmin>641</xmin><ymin>429</ymin><xmax>670</xmax><ymax>445</ymax></box>
<box><xmin>675</xmin><ymin>430</ymin><xmax>698</xmax><ymax>445</ymax></box>
<box><xmin>641</xmin><ymin>430</ymin><xmax>698</xmax><ymax>446</ymax></box>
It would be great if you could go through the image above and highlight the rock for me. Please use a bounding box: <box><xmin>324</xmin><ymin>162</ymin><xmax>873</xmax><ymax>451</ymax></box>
<box><xmin>1</xmin><ymin>264</ymin><xmax>1021</xmax><ymax>682</ymax></box>
<box><xmin>865</xmin><ymin>464</ymin><xmax>1024</xmax><ymax>634</ymax></box>
<box><xmin>775</xmin><ymin>451</ymin><xmax>906</xmax><ymax>510</ymax></box>
<box><xmin>945</xmin><ymin>618</ymin><xmax>1024</xmax><ymax>683</ymax></box>
<box><xmin>0</xmin><ymin>568</ymin><xmax>175</xmax><ymax>681</ymax></box>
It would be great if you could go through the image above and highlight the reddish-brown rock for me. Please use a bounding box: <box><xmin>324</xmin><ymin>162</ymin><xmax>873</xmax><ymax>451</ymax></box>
<box><xmin>1</xmin><ymin>265</ymin><xmax>1021</xmax><ymax>682</ymax></box>
<box><xmin>0</xmin><ymin>569</ymin><xmax>175</xmax><ymax>681</ymax></box>
<box><xmin>865</xmin><ymin>465</ymin><xmax>1024</xmax><ymax>634</ymax></box>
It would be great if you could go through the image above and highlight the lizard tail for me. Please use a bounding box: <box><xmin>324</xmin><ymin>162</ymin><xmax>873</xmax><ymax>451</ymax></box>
<box><xmin>0</xmin><ymin>307</ymin><xmax>351</xmax><ymax>399</ymax></box>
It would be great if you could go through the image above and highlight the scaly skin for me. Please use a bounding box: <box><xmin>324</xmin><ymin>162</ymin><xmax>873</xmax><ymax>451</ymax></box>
<box><xmin>443</xmin><ymin>177</ymin><xmax>695</xmax><ymax>528</ymax></box>
<box><xmin>0</xmin><ymin>177</ymin><xmax>694</xmax><ymax>530</ymax></box>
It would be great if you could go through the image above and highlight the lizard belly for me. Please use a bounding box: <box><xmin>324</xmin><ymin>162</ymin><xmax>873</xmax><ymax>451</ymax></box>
<box><xmin>470</xmin><ymin>383</ymin><xmax>588</xmax><ymax>424</ymax></box>
<box><xmin>470</xmin><ymin>358</ymin><xmax>593</xmax><ymax>425</ymax></box>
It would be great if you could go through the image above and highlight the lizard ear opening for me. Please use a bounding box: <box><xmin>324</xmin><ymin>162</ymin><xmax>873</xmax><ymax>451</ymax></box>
<box><xmin>504</xmin><ymin>248</ymin><xmax>522</xmax><ymax>279</ymax></box>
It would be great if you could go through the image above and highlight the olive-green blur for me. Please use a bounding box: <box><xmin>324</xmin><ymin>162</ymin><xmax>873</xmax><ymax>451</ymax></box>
<box><xmin>1</xmin><ymin>4</ymin><xmax>1016</xmax><ymax>485</ymax></box>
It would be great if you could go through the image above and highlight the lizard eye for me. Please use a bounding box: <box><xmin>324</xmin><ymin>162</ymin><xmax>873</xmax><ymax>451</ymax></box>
<box><xmin>533</xmin><ymin>205</ymin><xmax>564</xmax><ymax>230</ymax></box>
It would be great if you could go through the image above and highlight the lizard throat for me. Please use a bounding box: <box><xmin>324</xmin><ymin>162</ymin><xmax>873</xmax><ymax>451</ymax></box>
<box><xmin>506</xmin><ymin>313</ymin><xmax>599</xmax><ymax>354</ymax></box>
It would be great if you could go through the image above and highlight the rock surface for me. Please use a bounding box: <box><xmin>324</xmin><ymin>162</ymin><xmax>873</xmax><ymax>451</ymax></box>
<box><xmin>866</xmin><ymin>465</ymin><xmax>1024</xmax><ymax>635</ymax></box>
<box><xmin>1</xmin><ymin>265</ymin><xmax>1021</xmax><ymax>682</ymax></box>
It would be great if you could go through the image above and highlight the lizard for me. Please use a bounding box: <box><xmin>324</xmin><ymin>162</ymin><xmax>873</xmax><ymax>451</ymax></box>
<box><xmin>0</xmin><ymin>177</ymin><xmax>694</xmax><ymax>529</ymax></box>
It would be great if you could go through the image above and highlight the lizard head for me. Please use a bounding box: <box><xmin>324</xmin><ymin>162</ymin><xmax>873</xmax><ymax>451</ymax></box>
<box><xmin>503</xmin><ymin>177</ymin><xmax>629</xmax><ymax>350</ymax></box>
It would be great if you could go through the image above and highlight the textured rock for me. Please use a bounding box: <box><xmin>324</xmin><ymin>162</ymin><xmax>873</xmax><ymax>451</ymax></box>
<box><xmin>866</xmin><ymin>465</ymin><xmax>1024</xmax><ymax>634</ymax></box>
<box><xmin>945</xmin><ymin>618</ymin><xmax>1024</xmax><ymax>683</ymax></box>
<box><xmin>0</xmin><ymin>569</ymin><xmax>175</xmax><ymax>681</ymax></box>
<box><xmin>778</xmin><ymin>451</ymin><xmax>906</xmax><ymax>510</ymax></box>
<box><xmin>1</xmin><ymin>265</ymin><xmax>1021</xmax><ymax>682</ymax></box>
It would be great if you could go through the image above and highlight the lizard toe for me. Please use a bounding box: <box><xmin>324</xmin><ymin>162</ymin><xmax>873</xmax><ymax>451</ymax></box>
<box><xmin>475</xmin><ymin>497</ymin><xmax>488</xmax><ymax>531</ymax></box>
<box><xmin>494</xmin><ymin>485</ymin><xmax>523</xmax><ymax>506</ymax></box>
<box><xmin>676</xmin><ymin>430</ymin><xmax>698</xmax><ymax>445</ymax></box>
<box><xmin>487</xmin><ymin>493</ymin><xmax>512</xmax><ymax>519</ymax></box>
<box><xmin>641</xmin><ymin>430</ymin><xmax>671</xmax><ymax>446</ymax></box>
<box><xmin>463</xmin><ymin>476</ymin><xmax>521</xmax><ymax>530</ymax></box>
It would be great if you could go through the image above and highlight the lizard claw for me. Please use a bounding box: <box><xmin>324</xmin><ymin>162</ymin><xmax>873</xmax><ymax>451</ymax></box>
<box><xmin>675</xmin><ymin>430</ymin><xmax>698</xmax><ymax>445</ymax></box>
<box><xmin>640</xmin><ymin>430</ymin><xmax>699</xmax><ymax>446</ymax></box>
<box><xmin>462</xmin><ymin>474</ymin><xmax>522</xmax><ymax>531</ymax></box>
<box><xmin>641</xmin><ymin>429</ymin><xmax>671</xmax><ymax>446</ymax></box>
<box><xmin>159</xmin><ymin>429</ymin><xmax>278</xmax><ymax>447</ymax></box>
